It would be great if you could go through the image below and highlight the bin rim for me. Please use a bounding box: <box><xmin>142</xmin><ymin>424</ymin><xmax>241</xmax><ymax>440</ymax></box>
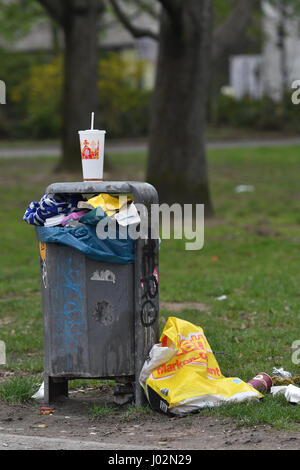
<box><xmin>46</xmin><ymin>181</ymin><xmax>158</xmax><ymax>206</ymax></box>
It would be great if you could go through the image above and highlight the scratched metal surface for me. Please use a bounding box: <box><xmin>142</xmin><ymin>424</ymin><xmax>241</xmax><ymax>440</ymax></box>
<box><xmin>39</xmin><ymin>181</ymin><xmax>159</xmax><ymax>405</ymax></box>
<box><xmin>41</xmin><ymin>243</ymin><xmax>135</xmax><ymax>378</ymax></box>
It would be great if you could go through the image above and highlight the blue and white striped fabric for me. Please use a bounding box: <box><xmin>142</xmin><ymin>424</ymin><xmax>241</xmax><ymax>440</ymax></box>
<box><xmin>23</xmin><ymin>194</ymin><xmax>79</xmax><ymax>226</ymax></box>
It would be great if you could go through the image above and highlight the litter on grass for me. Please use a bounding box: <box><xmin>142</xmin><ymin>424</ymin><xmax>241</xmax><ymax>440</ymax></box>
<box><xmin>235</xmin><ymin>185</ymin><xmax>255</xmax><ymax>193</ymax></box>
<box><xmin>140</xmin><ymin>317</ymin><xmax>262</xmax><ymax>415</ymax></box>
<box><xmin>40</xmin><ymin>406</ymin><xmax>54</xmax><ymax>415</ymax></box>
<box><xmin>0</xmin><ymin>340</ymin><xmax>6</xmax><ymax>365</ymax></box>
<box><xmin>31</xmin><ymin>382</ymin><xmax>44</xmax><ymax>400</ymax></box>
<box><xmin>216</xmin><ymin>295</ymin><xmax>227</xmax><ymax>301</ymax></box>
<box><xmin>271</xmin><ymin>384</ymin><xmax>300</xmax><ymax>404</ymax></box>
<box><xmin>247</xmin><ymin>372</ymin><xmax>272</xmax><ymax>393</ymax></box>
<box><xmin>272</xmin><ymin>367</ymin><xmax>292</xmax><ymax>379</ymax></box>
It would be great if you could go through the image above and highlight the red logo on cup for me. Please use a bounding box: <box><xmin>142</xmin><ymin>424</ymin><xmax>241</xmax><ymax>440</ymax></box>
<box><xmin>81</xmin><ymin>139</ymin><xmax>99</xmax><ymax>160</ymax></box>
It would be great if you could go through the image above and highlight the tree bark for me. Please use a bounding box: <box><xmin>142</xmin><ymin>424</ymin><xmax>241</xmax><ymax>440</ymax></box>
<box><xmin>147</xmin><ymin>0</ymin><xmax>214</xmax><ymax>214</ymax></box>
<box><xmin>212</xmin><ymin>0</ymin><xmax>259</xmax><ymax>62</ymax></box>
<box><xmin>39</xmin><ymin>0</ymin><xmax>104</xmax><ymax>172</ymax></box>
<box><xmin>58</xmin><ymin>0</ymin><xmax>102</xmax><ymax>171</ymax></box>
<box><xmin>209</xmin><ymin>0</ymin><xmax>260</xmax><ymax>121</ymax></box>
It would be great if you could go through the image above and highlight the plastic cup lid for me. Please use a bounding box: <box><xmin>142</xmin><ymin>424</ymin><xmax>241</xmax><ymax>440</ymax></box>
<box><xmin>78</xmin><ymin>130</ymin><xmax>106</xmax><ymax>134</ymax></box>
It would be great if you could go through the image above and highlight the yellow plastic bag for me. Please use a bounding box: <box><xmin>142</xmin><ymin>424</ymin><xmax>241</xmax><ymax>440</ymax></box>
<box><xmin>140</xmin><ymin>317</ymin><xmax>263</xmax><ymax>414</ymax></box>
<box><xmin>78</xmin><ymin>193</ymin><xmax>131</xmax><ymax>214</ymax></box>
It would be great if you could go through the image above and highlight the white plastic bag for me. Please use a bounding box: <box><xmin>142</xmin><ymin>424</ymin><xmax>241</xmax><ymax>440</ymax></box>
<box><xmin>271</xmin><ymin>384</ymin><xmax>300</xmax><ymax>404</ymax></box>
<box><xmin>31</xmin><ymin>382</ymin><xmax>44</xmax><ymax>400</ymax></box>
<box><xmin>139</xmin><ymin>344</ymin><xmax>176</xmax><ymax>386</ymax></box>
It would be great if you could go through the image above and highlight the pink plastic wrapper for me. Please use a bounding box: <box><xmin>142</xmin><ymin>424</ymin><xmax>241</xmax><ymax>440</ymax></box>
<box><xmin>61</xmin><ymin>210</ymin><xmax>88</xmax><ymax>226</ymax></box>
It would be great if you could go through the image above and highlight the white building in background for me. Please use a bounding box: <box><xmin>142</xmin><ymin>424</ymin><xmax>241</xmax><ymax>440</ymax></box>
<box><xmin>229</xmin><ymin>55</ymin><xmax>264</xmax><ymax>100</ymax></box>
<box><xmin>230</xmin><ymin>0</ymin><xmax>300</xmax><ymax>101</ymax></box>
<box><xmin>261</xmin><ymin>0</ymin><xmax>300</xmax><ymax>101</ymax></box>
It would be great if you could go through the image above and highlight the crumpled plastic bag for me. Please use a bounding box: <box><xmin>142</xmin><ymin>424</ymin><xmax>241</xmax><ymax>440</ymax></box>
<box><xmin>139</xmin><ymin>344</ymin><xmax>177</xmax><ymax>386</ymax></box>
<box><xmin>36</xmin><ymin>224</ymin><xmax>134</xmax><ymax>264</ymax></box>
<box><xmin>140</xmin><ymin>317</ymin><xmax>262</xmax><ymax>415</ymax></box>
<box><xmin>272</xmin><ymin>367</ymin><xmax>292</xmax><ymax>379</ymax></box>
<box><xmin>271</xmin><ymin>384</ymin><xmax>300</xmax><ymax>404</ymax></box>
<box><xmin>78</xmin><ymin>193</ymin><xmax>131</xmax><ymax>214</ymax></box>
<box><xmin>31</xmin><ymin>382</ymin><xmax>44</xmax><ymax>400</ymax></box>
<box><xmin>78</xmin><ymin>206</ymin><xmax>107</xmax><ymax>226</ymax></box>
<box><xmin>77</xmin><ymin>199</ymin><xmax>140</xmax><ymax>228</ymax></box>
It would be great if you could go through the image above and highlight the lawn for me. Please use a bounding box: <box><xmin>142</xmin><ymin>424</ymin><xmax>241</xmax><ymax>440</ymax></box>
<box><xmin>0</xmin><ymin>145</ymin><xmax>300</xmax><ymax>429</ymax></box>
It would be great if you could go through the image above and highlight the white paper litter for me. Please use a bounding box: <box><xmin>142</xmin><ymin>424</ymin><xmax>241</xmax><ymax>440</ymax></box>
<box><xmin>235</xmin><ymin>185</ymin><xmax>255</xmax><ymax>193</ymax></box>
<box><xmin>114</xmin><ymin>203</ymin><xmax>141</xmax><ymax>227</ymax></box>
<box><xmin>216</xmin><ymin>295</ymin><xmax>227</xmax><ymax>301</ymax></box>
<box><xmin>31</xmin><ymin>382</ymin><xmax>44</xmax><ymax>400</ymax></box>
<box><xmin>0</xmin><ymin>340</ymin><xmax>6</xmax><ymax>365</ymax></box>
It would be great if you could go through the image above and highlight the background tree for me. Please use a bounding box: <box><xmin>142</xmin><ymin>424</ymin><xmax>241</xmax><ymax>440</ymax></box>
<box><xmin>147</xmin><ymin>0</ymin><xmax>213</xmax><ymax>211</ymax></box>
<box><xmin>37</xmin><ymin>0</ymin><xmax>104</xmax><ymax>171</ymax></box>
<box><xmin>110</xmin><ymin>0</ymin><xmax>260</xmax><ymax>213</ymax></box>
<box><xmin>111</xmin><ymin>0</ymin><xmax>214</xmax><ymax>212</ymax></box>
<box><xmin>209</xmin><ymin>0</ymin><xmax>261</xmax><ymax>123</ymax></box>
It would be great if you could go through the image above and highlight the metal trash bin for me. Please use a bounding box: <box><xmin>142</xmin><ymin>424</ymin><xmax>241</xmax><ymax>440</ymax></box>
<box><xmin>37</xmin><ymin>181</ymin><xmax>159</xmax><ymax>406</ymax></box>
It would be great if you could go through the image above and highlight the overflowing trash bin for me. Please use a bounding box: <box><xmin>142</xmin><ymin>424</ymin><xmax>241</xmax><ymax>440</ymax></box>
<box><xmin>25</xmin><ymin>181</ymin><xmax>159</xmax><ymax>405</ymax></box>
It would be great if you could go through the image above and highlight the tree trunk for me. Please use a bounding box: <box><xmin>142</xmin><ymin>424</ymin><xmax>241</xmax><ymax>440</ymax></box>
<box><xmin>147</xmin><ymin>0</ymin><xmax>213</xmax><ymax>214</ymax></box>
<box><xmin>210</xmin><ymin>0</ymin><xmax>260</xmax><ymax>118</ymax></box>
<box><xmin>58</xmin><ymin>0</ymin><xmax>102</xmax><ymax>171</ymax></box>
<box><xmin>278</xmin><ymin>1</ymin><xmax>288</xmax><ymax>95</ymax></box>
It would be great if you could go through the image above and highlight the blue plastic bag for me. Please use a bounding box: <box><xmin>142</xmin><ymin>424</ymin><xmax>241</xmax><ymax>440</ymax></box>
<box><xmin>36</xmin><ymin>224</ymin><xmax>134</xmax><ymax>264</ymax></box>
<box><xmin>78</xmin><ymin>207</ymin><xmax>106</xmax><ymax>225</ymax></box>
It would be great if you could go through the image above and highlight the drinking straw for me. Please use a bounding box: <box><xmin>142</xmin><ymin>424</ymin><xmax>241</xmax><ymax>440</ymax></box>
<box><xmin>91</xmin><ymin>112</ymin><xmax>94</xmax><ymax>130</ymax></box>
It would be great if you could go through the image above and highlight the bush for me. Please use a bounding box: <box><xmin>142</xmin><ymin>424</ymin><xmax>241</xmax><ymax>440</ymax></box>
<box><xmin>98</xmin><ymin>53</ymin><xmax>151</xmax><ymax>138</ymax></box>
<box><xmin>0</xmin><ymin>49</ymin><xmax>53</xmax><ymax>138</ymax></box>
<box><xmin>11</xmin><ymin>55</ymin><xmax>63</xmax><ymax>138</ymax></box>
<box><xmin>212</xmin><ymin>93</ymin><xmax>300</xmax><ymax>133</ymax></box>
<box><xmin>0</xmin><ymin>51</ymin><xmax>152</xmax><ymax>140</ymax></box>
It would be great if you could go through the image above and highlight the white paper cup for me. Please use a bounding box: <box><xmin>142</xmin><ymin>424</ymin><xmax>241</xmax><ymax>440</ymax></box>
<box><xmin>78</xmin><ymin>129</ymin><xmax>106</xmax><ymax>181</ymax></box>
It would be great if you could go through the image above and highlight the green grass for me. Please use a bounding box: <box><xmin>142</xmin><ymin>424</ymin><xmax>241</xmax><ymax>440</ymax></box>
<box><xmin>89</xmin><ymin>402</ymin><xmax>154</xmax><ymax>420</ymax></box>
<box><xmin>0</xmin><ymin>146</ymin><xmax>300</xmax><ymax>429</ymax></box>
<box><xmin>0</xmin><ymin>375</ymin><xmax>42</xmax><ymax>404</ymax></box>
<box><xmin>201</xmin><ymin>394</ymin><xmax>300</xmax><ymax>431</ymax></box>
<box><xmin>68</xmin><ymin>379</ymin><xmax>115</xmax><ymax>390</ymax></box>
<box><xmin>120</xmin><ymin>404</ymin><xmax>154</xmax><ymax>422</ymax></box>
<box><xmin>89</xmin><ymin>403</ymin><xmax>117</xmax><ymax>418</ymax></box>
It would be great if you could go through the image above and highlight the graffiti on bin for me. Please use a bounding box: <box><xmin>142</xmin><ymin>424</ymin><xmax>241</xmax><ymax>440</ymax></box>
<box><xmin>53</xmin><ymin>254</ymin><xmax>86</xmax><ymax>371</ymax></box>
<box><xmin>90</xmin><ymin>269</ymin><xmax>116</xmax><ymax>284</ymax></box>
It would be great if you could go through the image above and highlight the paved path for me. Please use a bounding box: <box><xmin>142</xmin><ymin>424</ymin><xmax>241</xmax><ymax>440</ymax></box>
<box><xmin>1</xmin><ymin>137</ymin><xmax>300</xmax><ymax>158</ymax></box>
<box><xmin>0</xmin><ymin>141</ymin><xmax>147</xmax><ymax>158</ymax></box>
<box><xmin>0</xmin><ymin>432</ymin><xmax>158</xmax><ymax>450</ymax></box>
<box><xmin>207</xmin><ymin>137</ymin><xmax>300</xmax><ymax>149</ymax></box>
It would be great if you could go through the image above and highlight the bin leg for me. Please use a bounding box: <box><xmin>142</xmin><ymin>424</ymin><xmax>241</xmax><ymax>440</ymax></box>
<box><xmin>113</xmin><ymin>381</ymin><xmax>134</xmax><ymax>405</ymax></box>
<box><xmin>44</xmin><ymin>376</ymin><xmax>68</xmax><ymax>404</ymax></box>
<box><xmin>134</xmin><ymin>382</ymin><xmax>147</xmax><ymax>407</ymax></box>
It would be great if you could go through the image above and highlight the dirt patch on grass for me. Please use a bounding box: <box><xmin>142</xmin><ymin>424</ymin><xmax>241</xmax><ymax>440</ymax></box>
<box><xmin>0</xmin><ymin>386</ymin><xmax>299</xmax><ymax>450</ymax></box>
<box><xmin>160</xmin><ymin>301</ymin><xmax>208</xmax><ymax>313</ymax></box>
<box><xmin>0</xmin><ymin>371</ymin><xmax>16</xmax><ymax>384</ymax></box>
